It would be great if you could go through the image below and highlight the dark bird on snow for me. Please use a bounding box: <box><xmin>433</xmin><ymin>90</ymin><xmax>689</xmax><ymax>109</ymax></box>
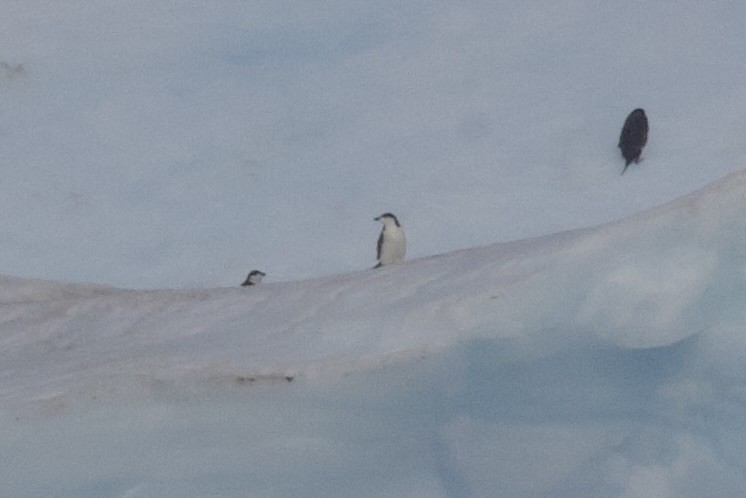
<box><xmin>241</xmin><ymin>269</ymin><xmax>266</xmax><ymax>286</ymax></box>
<box><xmin>373</xmin><ymin>213</ymin><xmax>406</xmax><ymax>268</ymax></box>
<box><xmin>618</xmin><ymin>108</ymin><xmax>648</xmax><ymax>174</ymax></box>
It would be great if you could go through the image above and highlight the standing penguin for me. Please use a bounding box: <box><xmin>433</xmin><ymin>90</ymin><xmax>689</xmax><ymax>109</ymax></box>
<box><xmin>373</xmin><ymin>213</ymin><xmax>406</xmax><ymax>268</ymax></box>
<box><xmin>619</xmin><ymin>108</ymin><xmax>648</xmax><ymax>174</ymax></box>
<box><xmin>241</xmin><ymin>269</ymin><xmax>265</xmax><ymax>286</ymax></box>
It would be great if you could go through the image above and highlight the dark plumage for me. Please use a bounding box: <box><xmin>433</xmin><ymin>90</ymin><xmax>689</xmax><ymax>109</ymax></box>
<box><xmin>241</xmin><ymin>269</ymin><xmax>265</xmax><ymax>286</ymax></box>
<box><xmin>618</xmin><ymin>108</ymin><xmax>648</xmax><ymax>174</ymax></box>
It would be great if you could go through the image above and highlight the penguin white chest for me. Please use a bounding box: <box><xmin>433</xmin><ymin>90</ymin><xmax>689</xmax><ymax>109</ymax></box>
<box><xmin>379</xmin><ymin>226</ymin><xmax>406</xmax><ymax>265</ymax></box>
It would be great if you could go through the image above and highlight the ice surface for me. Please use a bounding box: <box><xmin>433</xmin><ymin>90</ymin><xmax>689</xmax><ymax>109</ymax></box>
<box><xmin>2</xmin><ymin>172</ymin><xmax>746</xmax><ymax>496</ymax></box>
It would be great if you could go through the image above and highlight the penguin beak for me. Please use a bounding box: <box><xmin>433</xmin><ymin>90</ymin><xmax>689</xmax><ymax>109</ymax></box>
<box><xmin>374</xmin><ymin>216</ymin><xmax>380</xmax><ymax>221</ymax></box>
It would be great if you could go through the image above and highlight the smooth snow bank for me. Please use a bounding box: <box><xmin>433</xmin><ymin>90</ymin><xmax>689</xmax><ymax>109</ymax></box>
<box><xmin>2</xmin><ymin>171</ymin><xmax>745</xmax><ymax>403</ymax></box>
<box><xmin>2</xmin><ymin>172</ymin><xmax>746</xmax><ymax>497</ymax></box>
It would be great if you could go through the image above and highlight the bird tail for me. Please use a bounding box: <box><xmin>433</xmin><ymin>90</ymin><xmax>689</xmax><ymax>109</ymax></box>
<box><xmin>372</xmin><ymin>262</ymin><xmax>382</xmax><ymax>269</ymax></box>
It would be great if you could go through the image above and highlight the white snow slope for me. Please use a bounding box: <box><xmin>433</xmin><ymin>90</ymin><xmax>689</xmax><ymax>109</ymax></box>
<box><xmin>2</xmin><ymin>171</ymin><xmax>746</xmax><ymax>497</ymax></box>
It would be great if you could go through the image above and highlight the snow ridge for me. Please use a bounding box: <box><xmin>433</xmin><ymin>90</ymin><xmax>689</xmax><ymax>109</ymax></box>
<box><xmin>2</xmin><ymin>171</ymin><xmax>745</xmax><ymax>409</ymax></box>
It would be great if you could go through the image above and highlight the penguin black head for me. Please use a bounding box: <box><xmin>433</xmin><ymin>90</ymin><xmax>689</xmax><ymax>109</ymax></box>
<box><xmin>241</xmin><ymin>269</ymin><xmax>266</xmax><ymax>286</ymax></box>
<box><xmin>374</xmin><ymin>212</ymin><xmax>400</xmax><ymax>227</ymax></box>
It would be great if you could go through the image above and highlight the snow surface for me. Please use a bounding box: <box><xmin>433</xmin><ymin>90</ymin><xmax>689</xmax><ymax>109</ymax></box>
<box><xmin>2</xmin><ymin>172</ymin><xmax>746</xmax><ymax>497</ymax></box>
<box><xmin>3</xmin><ymin>1</ymin><xmax>746</xmax><ymax>496</ymax></box>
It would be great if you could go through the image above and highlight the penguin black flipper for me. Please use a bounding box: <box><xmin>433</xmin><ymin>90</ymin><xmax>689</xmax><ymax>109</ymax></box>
<box><xmin>373</xmin><ymin>213</ymin><xmax>406</xmax><ymax>267</ymax></box>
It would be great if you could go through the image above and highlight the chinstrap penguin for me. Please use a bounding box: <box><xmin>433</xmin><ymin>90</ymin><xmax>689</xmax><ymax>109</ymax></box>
<box><xmin>618</xmin><ymin>108</ymin><xmax>648</xmax><ymax>174</ymax></box>
<box><xmin>373</xmin><ymin>213</ymin><xmax>406</xmax><ymax>268</ymax></box>
<box><xmin>241</xmin><ymin>269</ymin><xmax>266</xmax><ymax>286</ymax></box>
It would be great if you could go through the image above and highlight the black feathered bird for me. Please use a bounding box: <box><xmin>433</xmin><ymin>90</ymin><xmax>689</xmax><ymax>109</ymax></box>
<box><xmin>618</xmin><ymin>108</ymin><xmax>648</xmax><ymax>174</ymax></box>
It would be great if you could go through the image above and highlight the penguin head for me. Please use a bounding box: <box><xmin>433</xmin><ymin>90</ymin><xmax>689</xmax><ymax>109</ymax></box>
<box><xmin>242</xmin><ymin>269</ymin><xmax>266</xmax><ymax>286</ymax></box>
<box><xmin>374</xmin><ymin>212</ymin><xmax>401</xmax><ymax>227</ymax></box>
